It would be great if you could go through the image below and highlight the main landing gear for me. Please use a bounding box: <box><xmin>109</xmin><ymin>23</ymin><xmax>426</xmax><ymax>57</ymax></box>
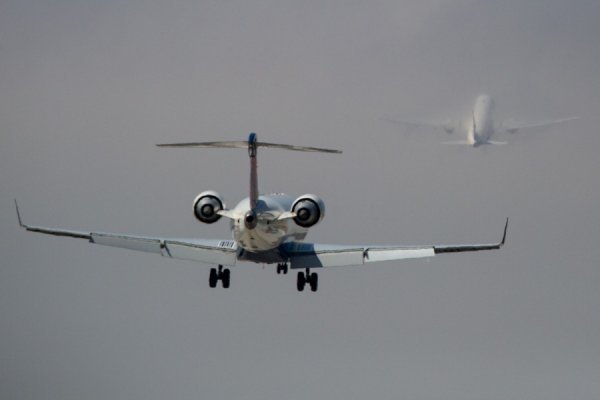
<box><xmin>209</xmin><ymin>264</ymin><xmax>318</xmax><ymax>292</ymax></box>
<box><xmin>297</xmin><ymin>268</ymin><xmax>318</xmax><ymax>292</ymax></box>
<box><xmin>209</xmin><ymin>265</ymin><xmax>230</xmax><ymax>288</ymax></box>
<box><xmin>279</xmin><ymin>263</ymin><xmax>318</xmax><ymax>292</ymax></box>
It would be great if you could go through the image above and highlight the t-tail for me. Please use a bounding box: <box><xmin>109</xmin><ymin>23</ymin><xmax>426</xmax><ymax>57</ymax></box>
<box><xmin>472</xmin><ymin>110</ymin><xmax>477</xmax><ymax>143</ymax></box>
<box><xmin>157</xmin><ymin>133</ymin><xmax>342</xmax><ymax>211</ymax></box>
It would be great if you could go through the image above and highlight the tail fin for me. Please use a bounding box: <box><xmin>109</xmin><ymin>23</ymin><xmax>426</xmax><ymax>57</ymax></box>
<box><xmin>157</xmin><ymin>133</ymin><xmax>341</xmax><ymax>210</ymax></box>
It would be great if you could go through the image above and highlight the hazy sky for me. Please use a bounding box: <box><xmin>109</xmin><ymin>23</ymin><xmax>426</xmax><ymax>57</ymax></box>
<box><xmin>1</xmin><ymin>1</ymin><xmax>599</xmax><ymax>399</ymax></box>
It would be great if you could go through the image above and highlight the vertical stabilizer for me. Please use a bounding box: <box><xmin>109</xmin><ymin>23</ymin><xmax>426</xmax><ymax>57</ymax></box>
<box><xmin>248</xmin><ymin>133</ymin><xmax>259</xmax><ymax>209</ymax></box>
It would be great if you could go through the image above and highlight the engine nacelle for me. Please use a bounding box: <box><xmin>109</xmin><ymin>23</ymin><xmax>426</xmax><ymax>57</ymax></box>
<box><xmin>193</xmin><ymin>191</ymin><xmax>225</xmax><ymax>224</ymax></box>
<box><xmin>443</xmin><ymin>120</ymin><xmax>458</xmax><ymax>134</ymax></box>
<box><xmin>291</xmin><ymin>194</ymin><xmax>325</xmax><ymax>228</ymax></box>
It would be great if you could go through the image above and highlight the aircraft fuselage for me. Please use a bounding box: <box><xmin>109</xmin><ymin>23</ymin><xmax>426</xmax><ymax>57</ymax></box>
<box><xmin>468</xmin><ymin>94</ymin><xmax>495</xmax><ymax>145</ymax></box>
<box><xmin>230</xmin><ymin>194</ymin><xmax>308</xmax><ymax>253</ymax></box>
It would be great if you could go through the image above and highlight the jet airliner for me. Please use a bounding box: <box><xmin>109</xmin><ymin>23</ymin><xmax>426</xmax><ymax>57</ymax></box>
<box><xmin>384</xmin><ymin>94</ymin><xmax>578</xmax><ymax>147</ymax></box>
<box><xmin>16</xmin><ymin>133</ymin><xmax>507</xmax><ymax>292</ymax></box>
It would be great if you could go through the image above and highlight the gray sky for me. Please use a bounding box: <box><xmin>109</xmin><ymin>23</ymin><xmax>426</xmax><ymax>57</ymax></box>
<box><xmin>1</xmin><ymin>1</ymin><xmax>599</xmax><ymax>399</ymax></box>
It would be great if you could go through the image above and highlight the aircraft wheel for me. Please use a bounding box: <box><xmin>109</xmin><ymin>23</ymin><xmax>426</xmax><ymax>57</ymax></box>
<box><xmin>296</xmin><ymin>271</ymin><xmax>305</xmax><ymax>292</ymax></box>
<box><xmin>209</xmin><ymin>268</ymin><xmax>218</xmax><ymax>288</ymax></box>
<box><xmin>277</xmin><ymin>263</ymin><xmax>289</xmax><ymax>275</ymax></box>
<box><xmin>222</xmin><ymin>269</ymin><xmax>231</xmax><ymax>289</ymax></box>
<box><xmin>309</xmin><ymin>272</ymin><xmax>319</xmax><ymax>292</ymax></box>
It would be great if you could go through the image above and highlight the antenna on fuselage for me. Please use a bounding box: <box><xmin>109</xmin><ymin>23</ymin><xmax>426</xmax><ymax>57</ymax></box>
<box><xmin>157</xmin><ymin>133</ymin><xmax>342</xmax><ymax>210</ymax></box>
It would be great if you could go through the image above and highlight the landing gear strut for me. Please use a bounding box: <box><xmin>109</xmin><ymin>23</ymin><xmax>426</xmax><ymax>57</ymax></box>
<box><xmin>296</xmin><ymin>268</ymin><xmax>318</xmax><ymax>292</ymax></box>
<box><xmin>209</xmin><ymin>265</ymin><xmax>231</xmax><ymax>288</ymax></box>
<box><xmin>276</xmin><ymin>263</ymin><xmax>288</xmax><ymax>275</ymax></box>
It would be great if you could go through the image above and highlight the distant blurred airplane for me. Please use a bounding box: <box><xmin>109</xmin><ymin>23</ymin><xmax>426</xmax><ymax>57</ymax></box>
<box><xmin>383</xmin><ymin>94</ymin><xmax>578</xmax><ymax>147</ymax></box>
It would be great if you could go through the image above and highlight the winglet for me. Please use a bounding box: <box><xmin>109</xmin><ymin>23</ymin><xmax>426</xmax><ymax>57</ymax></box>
<box><xmin>14</xmin><ymin>199</ymin><xmax>25</xmax><ymax>228</ymax></box>
<box><xmin>500</xmin><ymin>218</ymin><xmax>509</xmax><ymax>246</ymax></box>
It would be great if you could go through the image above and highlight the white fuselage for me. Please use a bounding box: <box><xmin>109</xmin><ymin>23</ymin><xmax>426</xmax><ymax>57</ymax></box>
<box><xmin>468</xmin><ymin>95</ymin><xmax>495</xmax><ymax>145</ymax></box>
<box><xmin>230</xmin><ymin>194</ymin><xmax>308</xmax><ymax>252</ymax></box>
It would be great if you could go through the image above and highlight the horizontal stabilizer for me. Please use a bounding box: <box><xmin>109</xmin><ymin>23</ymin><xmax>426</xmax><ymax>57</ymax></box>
<box><xmin>441</xmin><ymin>140</ymin><xmax>506</xmax><ymax>146</ymax></box>
<box><xmin>441</xmin><ymin>140</ymin><xmax>473</xmax><ymax>145</ymax></box>
<box><xmin>157</xmin><ymin>140</ymin><xmax>342</xmax><ymax>154</ymax></box>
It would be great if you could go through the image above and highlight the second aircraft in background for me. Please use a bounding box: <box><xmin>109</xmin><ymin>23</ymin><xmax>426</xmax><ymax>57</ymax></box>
<box><xmin>384</xmin><ymin>94</ymin><xmax>578</xmax><ymax>147</ymax></box>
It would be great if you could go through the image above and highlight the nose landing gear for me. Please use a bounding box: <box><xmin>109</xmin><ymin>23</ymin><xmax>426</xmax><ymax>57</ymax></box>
<box><xmin>296</xmin><ymin>268</ymin><xmax>318</xmax><ymax>292</ymax></box>
<box><xmin>209</xmin><ymin>265</ymin><xmax>231</xmax><ymax>288</ymax></box>
<box><xmin>276</xmin><ymin>263</ymin><xmax>288</xmax><ymax>275</ymax></box>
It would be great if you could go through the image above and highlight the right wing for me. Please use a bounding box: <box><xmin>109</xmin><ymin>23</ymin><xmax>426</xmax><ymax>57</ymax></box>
<box><xmin>501</xmin><ymin>116</ymin><xmax>579</xmax><ymax>133</ymax></box>
<box><xmin>283</xmin><ymin>219</ymin><xmax>508</xmax><ymax>269</ymax></box>
<box><xmin>15</xmin><ymin>201</ymin><xmax>238</xmax><ymax>266</ymax></box>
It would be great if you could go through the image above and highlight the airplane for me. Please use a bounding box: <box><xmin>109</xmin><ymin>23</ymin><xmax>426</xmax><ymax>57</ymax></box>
<box><xmin>383</xmin><ymin>94</ymin><xmax>579</xmax><ymax>147</ymax></box>
<box><xmin>15</xmin><ymin>133</ymin><xmax>508</xmax><ymax>292</ymax></box>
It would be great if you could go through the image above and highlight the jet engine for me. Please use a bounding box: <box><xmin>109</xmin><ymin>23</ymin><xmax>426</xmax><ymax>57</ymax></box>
<box><xmin>443</xmin><ymin>120</ymin><xmax>459</xmax><ymax>134</ymax></box>
<box><xmin>193</xmin><ymin>191</ymin><xmax>225</xmax><ymax>224</ymax></box>
<box><xmin>291</xmin><ymin>194</ymin><xmax>325</xmax><ymax>228</ymax></box>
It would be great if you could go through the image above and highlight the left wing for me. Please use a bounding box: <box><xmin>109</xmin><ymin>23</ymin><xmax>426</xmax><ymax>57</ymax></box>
<box><xmin>381</xmin><ymin>116</ymin><xmax>460</xmax><ymax>134</ymax></box>
<box><xmin>15</xmin><ymin>201</ymin><xmax>238</xmax><ymax>266</ymax></box>
<box><xmin>501</xmin><ymin>117</ymin><xmax>579</xmax><ymax>133</ymax></box>
<box><xmin>283</xmin><ymin>219</ymin><xmax>508</xmax><ymax>269</ymax></box>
